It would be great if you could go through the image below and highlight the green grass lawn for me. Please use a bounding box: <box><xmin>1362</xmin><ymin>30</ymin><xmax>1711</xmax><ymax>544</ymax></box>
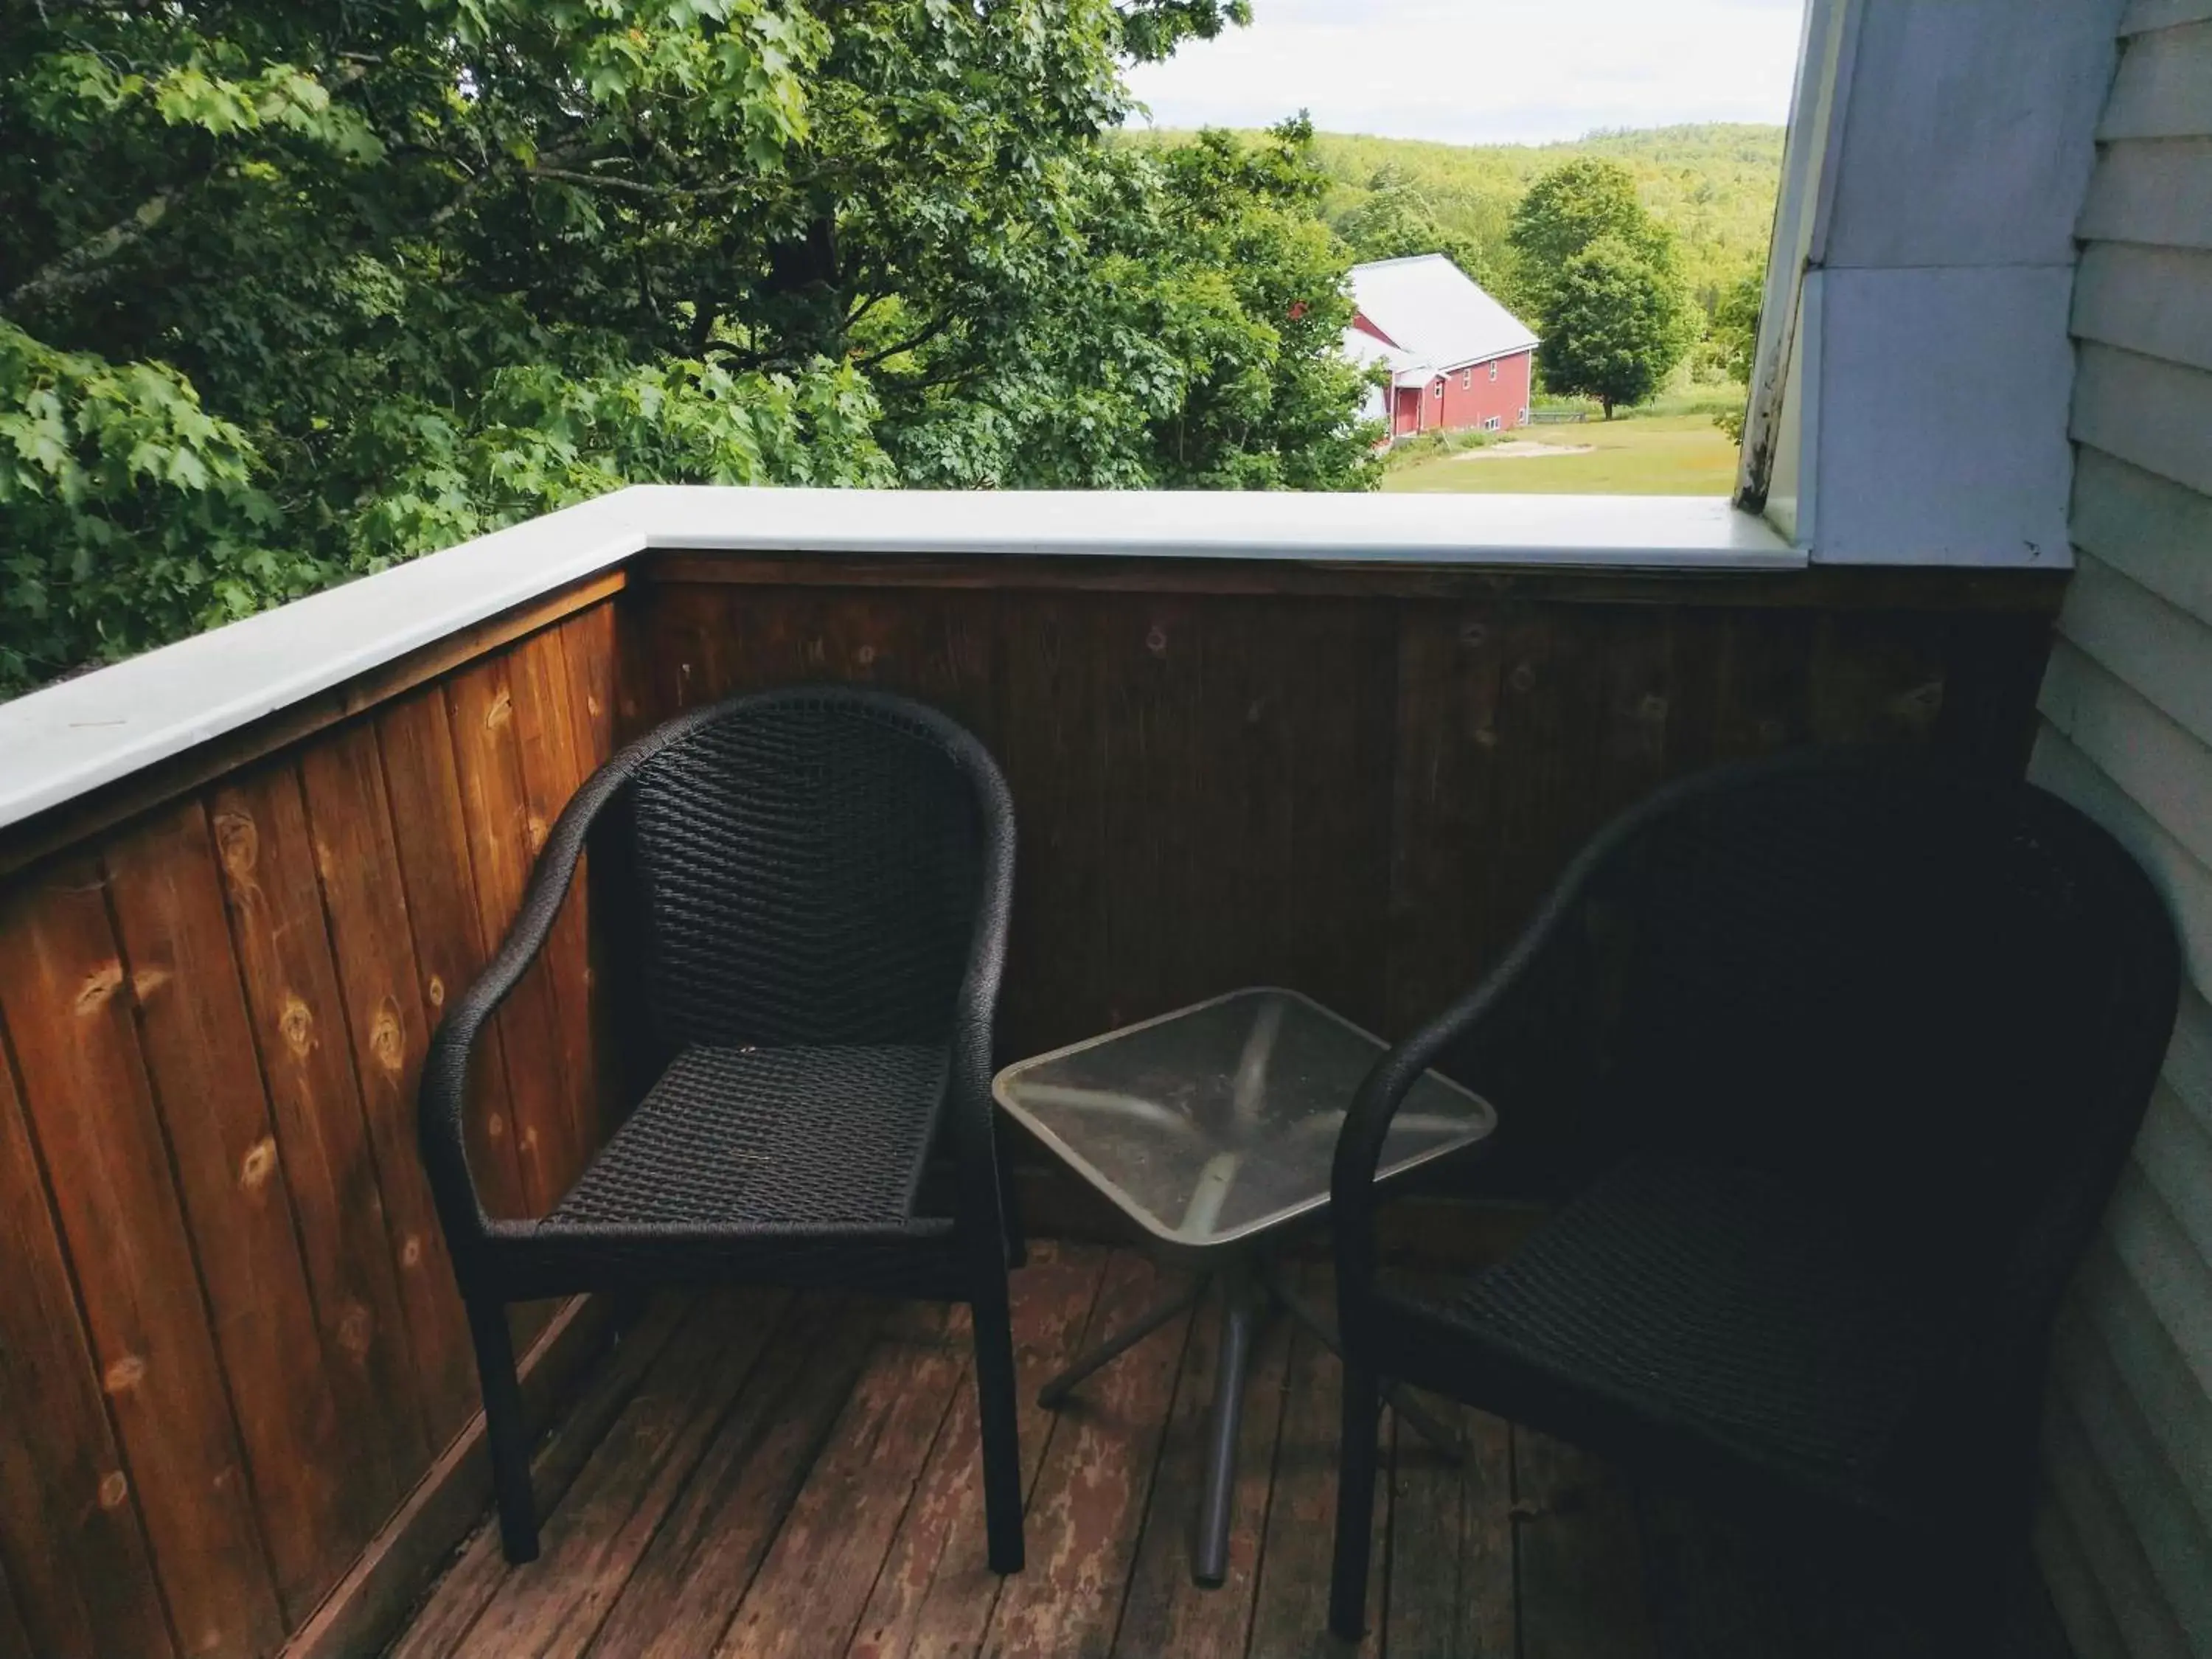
<box><xmin>1380</xmin><ymin>411</ymin><xmax>1742</xmax><ymax>496</ymax></box>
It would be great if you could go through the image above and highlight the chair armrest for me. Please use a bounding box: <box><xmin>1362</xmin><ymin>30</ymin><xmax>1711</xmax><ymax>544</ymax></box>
<box><xmin>944</xmin><ymin>740</ymin><xmax>1018</xmax><ymax>1273</ymax></box>
<box><xmin>418</xmin><ymin>758</ymin><xmax>632</xmax><ymax>1251</ymax></box>
<box><xmin>1332</xmin><ymin>855</ymin><xmax>1601</xmax><ymax>1327</ymax></box>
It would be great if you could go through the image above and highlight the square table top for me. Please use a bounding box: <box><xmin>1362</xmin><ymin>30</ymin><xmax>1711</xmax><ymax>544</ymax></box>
<box><xmin>990</xmin><ymin>987</ymin><xmax>1495</xmax><ymax>1251</ymax></box>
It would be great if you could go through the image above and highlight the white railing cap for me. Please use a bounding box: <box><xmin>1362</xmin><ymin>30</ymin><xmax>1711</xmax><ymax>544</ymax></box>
<box><xmin>0</xmin><ymin>487</ymin><xmax>1795</xmax><ymax>831</ymax></box>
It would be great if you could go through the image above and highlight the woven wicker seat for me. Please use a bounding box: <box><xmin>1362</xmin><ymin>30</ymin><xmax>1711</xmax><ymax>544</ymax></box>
<box><xmin>1326</xmin><ymin>749</ymin><xmax>2179</xmax><ymax>1646</ymax></box>
<box><xmin>1380</xmin><ymin>1156</ymin><xmax>1943</xmax><ymax>1507</ymax></box>
<box><xmin>420</xmin><ymin>687</ymin><xmax>1026</xmax><ymax>1575</ymax></box>
<box><xmin>544</xmin><ymin>1045</ymin><xmax>948</xmax><ymax>1231</ymax></box>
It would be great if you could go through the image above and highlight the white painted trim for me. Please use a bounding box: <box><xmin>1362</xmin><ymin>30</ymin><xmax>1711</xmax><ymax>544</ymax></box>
<box><xmin>0</xmin><ymin>487</ymin><xmax>1795</xmax><ymax>831</ymax></box>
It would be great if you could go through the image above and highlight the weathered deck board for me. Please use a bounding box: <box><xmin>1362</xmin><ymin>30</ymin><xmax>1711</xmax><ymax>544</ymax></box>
<box><xmin>847</xmin><ymin>1242</ymin><xmax>1107</xmax><ymax>1659</ymax></box>
<box><xmin>388</xmin><ymin>1248</ymin><xmax>2034</xmax><ymax>1659</ymax></box>
<box><xmin>981</xmin><ymin>1253</ymin><xmax>1195</xmax><ymax>1659</ymax></box>
<box><xmin>1110</xmin><ymin>1281</ymin><xmax>1294</xmax><ymax>1659</ymax></box>
<box><xmin>585</xmin><ymin>1295</ymin><xmax>885</xmax><ymax>1659</ymax></box>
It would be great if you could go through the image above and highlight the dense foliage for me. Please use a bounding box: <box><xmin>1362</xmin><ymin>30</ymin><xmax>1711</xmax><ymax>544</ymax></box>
<box><xmin>0</xmin><ymin>0</ymin><xmax>1377</xmax><ymax>692</ymax></box>
<box><xmin>1127</xmin><ymin>123</ymin><xmax>1784</xmax><ymax>324</ymax></box>
<box><xmin>1507</xmin><ymin>160</ymin><xmax>1699</xmax><ymax>418</ymax></box>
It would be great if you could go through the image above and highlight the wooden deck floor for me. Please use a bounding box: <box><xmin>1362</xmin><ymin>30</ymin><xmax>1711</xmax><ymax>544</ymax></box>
<box><xmin>389</xmin><ymin>1245</ymin><xmax>2066</xmax><ymax>1659</ymax></box>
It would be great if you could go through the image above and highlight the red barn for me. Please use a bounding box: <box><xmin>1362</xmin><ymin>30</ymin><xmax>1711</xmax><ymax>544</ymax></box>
<box><xmin>1343</xmin><ymin>254</ymin><xmax>1540</xmax><ymax>442</ymax></box>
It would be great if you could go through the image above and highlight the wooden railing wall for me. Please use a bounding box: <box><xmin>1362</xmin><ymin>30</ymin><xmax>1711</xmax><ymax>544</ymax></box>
<box><xmin>0</xmin><ymin>549</ymin><xmax>2063</xmax><ymax>1659</ymax></box>
<box><xmin>630</xmin><ymin>557</ymin><xmax>2062</xmax><ymax>1059</ymax></box>
<box><xmin>0</xmin><ymin>592</ymin><xmax>620</xmax><ymax>1659</ymax></box>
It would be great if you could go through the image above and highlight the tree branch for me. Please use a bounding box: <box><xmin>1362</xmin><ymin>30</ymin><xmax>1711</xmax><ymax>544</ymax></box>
<box><xmin>852</xmin><ymin>312</ymin><xmax>956</xmax><ymax>369</ymax></box>
<box><xmin>5</xmin><ymin>192</ymin><xmax>174</xmax><ymax>313</ymax></box>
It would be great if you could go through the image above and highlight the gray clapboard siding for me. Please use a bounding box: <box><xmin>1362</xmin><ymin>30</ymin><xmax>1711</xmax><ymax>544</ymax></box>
<box><xmin>2122</xmin><ymin>0</ymin><xmax>2212</xmax><ymax>35</ymax></box>
<box><xmin>2101</xmin><ymin>21</ymin><xmax>2212</xmax><ymax>139</ymax></box>
<box><xmin>2170</xmin><ymin>987</ymin><xmax>2212</xmax><ymax>1121</ymax></box>
<box><xmin>2073</xmin><ymin>1241</ymin><xmax>2212</xmax><ymax>1540</ymax></box>
<box><xmin>2037</xmin><ymin>640</ymin><xmax>2212</xmax><ymax>871</ymax></box>
<box><xmin>2051</xmin><ymin>1304</ymin><xmax>2212</xmax><ymax>1643</ymax></box>
<box><xmin>2045</xmin><ymin>1399</ymin><xmax>2197</xmax><ymax>1659</ymax></box>
<box><xmin>2071</xmin><ymin>448</ymin><xmax>2212</xmax><ymax>627</ymax></box>
<box><xmin>2048</xmin><ymin>554</ymin><xmax>2212</xmax><ymax>752</ymax></box>
<box><xmin>2078</xmin><ymin>136</ymin><xmax>2212</xmax><ymax>249</ymax></box>
<box><xmin>2073</xmin><ymin>344</ymin><xmax>2212</xmax><ymax>495</ymax></box>
<box><xmin>2104</xmin><ymin>1165</ymin><xmax>2212</xmax><ymax>1413</ymax></box>
<box><xmin>2040</xmin><ymin>16</ymin><xmax>2212</xmax><ymax>1652</ymax></box>
<box><xmin>2029</xmin><ymin>729</ymin><xmax>2212</xmax><ymax>1000</ymax></box>
<box><xmin>2038</xmin><ymin>1499</ymin><xmax>2135</xmax><ymax>1659</ymax></box>
<box><xmin>2136</xmin><ymin>1086</ymin><xmax>2212</xmax><ymax>1266</ymax></box>
<box><xmin>2073</xmin><ymin>244</ymin><xmax>2212</xmax><ymax>371</ymax></box>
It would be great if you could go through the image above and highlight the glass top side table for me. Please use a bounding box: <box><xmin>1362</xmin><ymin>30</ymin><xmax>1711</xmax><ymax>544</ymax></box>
<box><xmin>992</xmin><ymin>986</ymin><xmax>1496</xmax><ymax>1585</ymax></box>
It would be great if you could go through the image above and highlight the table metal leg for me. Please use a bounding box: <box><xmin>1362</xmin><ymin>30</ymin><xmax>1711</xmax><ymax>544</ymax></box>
<box><xmin>1035</xmin><ymin>1279</ymin><xmax>1206</xmax><ymax>1409</ymax></box>
<box><xmin>1194</xmin><ymin>1276</ymin><xmax>1260</xmax><ymax>1587</ymax></box>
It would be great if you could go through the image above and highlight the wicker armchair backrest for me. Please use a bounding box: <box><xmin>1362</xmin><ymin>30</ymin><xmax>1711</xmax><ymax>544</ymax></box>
<box><xmin>619</xmin><ymin>689</ymin><xmax>990</xmax><ymax>1052</ymax></box>
<box><xmin>1557</xmin><ymin>757</ymin><xmax>2176</xmax><ymax>1311</ymax></box>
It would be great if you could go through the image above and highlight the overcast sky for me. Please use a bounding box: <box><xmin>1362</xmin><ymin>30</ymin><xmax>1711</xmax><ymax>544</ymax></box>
<box><xmin>1123</xmin><ymin>0</ymin><xmax>1808</xmax><ymax>147</ymax></box>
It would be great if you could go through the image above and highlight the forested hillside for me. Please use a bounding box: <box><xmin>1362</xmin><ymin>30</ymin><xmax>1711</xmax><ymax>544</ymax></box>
<box><xmin>1127</xmin><ymin>124</ymin><xmax>1785</xmax><ymax>317</ymax></box>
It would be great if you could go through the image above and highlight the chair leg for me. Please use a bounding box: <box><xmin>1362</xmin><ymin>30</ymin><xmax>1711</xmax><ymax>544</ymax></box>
<box><xmin>466</xmin><ymin>1297</ymin><xmax>540</xmax><ymax>1565</ymax></box>
<box><xmin>971</xmin><ymin>1279</ymin><xmax>1026</xmax><ymax>1575</ymax></box>
<box><xmin>1329</xmin><ymin>1362</ymin><xmax>1382</xmax><ymax>1641</ymax></box>
<box><xmin>995</xmin><ymin>1130</ymin><xmax>1028</xmax><ymax>1270</ymax></box>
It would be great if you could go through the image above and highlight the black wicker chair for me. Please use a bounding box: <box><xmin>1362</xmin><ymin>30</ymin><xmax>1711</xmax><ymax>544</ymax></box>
<box><xmin>420</xmin><ymin>686</ymin><xmax>1027</xmax><ymax>1573</ymax></box>
<box><xmin>1328</xmin><ymin>749</ymin><xmax>2179</xmax><ymax>1644</ymax></box>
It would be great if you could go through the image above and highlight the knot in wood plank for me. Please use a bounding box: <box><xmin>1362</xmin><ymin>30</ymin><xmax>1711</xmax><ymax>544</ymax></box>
<box><xmin>74</xmin><ymin>959</ymin><xmax>124</xmax><ymax>1015</ymax></box>
<box><xmin>97</xmin><ymin>1470</ymin><xmax>131</xmax><ymax>1510</ymax></box>
<box><xmin>212</xmin><ymin>810</ymin><xmax>259</xmax><ymax>880</ymax></box>
<box><xmin>239</xmin><ymin>1135</ymin><xmax>278</xmax><ymax>1191</ymax></box>
<box><xmin>102</xmin><ymin>1354</ymin><xmax>147</xmax><ymax>1394</ymax></box>
<box><xmin>279</xmin><ymin>993</ymin><xmax>315</xmax><ymax>1057</ymax></box>
<box><xmin>370</xmin><ymin>998</ymin><xmax>406</xmax><ymax>1074</ymax></box>
<box><xmin>335</xmin><ymin>1301</ymin><xmax>375</xmax><ymax>1357</ymax></box>
<box><xmin>484</xmin><ymin>687</ymin><xmax>514</xmax><ymax>730</ymax></box>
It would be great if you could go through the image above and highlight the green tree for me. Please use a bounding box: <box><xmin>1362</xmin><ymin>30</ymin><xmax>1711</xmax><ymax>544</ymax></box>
<box><xmin>2</xmin><ymin>0</ymin><xmax>1354</xmax><ymax>695</ymax></box>
<box><xmin>1708</xmin><ymin>268</ymin><xmax>1765</xmax><ymax>384</ymax></box>
<box><xmin>1507</xmin><ymin>159</ymin><xmax>1695</xmax><ymax>417</ymax></box>
<box><xmin>1537</xmin><ymin>236</ymin><xmax>1700</xmax><ymax>419</ymax></box>
<box><xmin>1506</xmin><ymin>159</ymin><xmax>1672</xmax><ymax>314</ymax></box>
<box><xmin>1337</xmin><ymin>169</ymin><xmax>1498</xmax><ymax>289</ymax></box>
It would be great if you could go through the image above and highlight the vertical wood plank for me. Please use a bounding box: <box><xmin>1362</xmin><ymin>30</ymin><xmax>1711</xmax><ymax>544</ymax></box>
<box><xmin>717</xmin><ymin>1315</ymin><xmax>969</xmax><ymax>1659</ymax></box>
<box><xmin>443</xmin><ymin>653</ymin><xmax>585</xmax><ymax>1211</ymax></box>
<box><xmin>0</xmin><ymin>1553</ymin><xmax>32</xmax><ymax>1659</ymax></box>
<box><xmin>851</xmin><ymin>1242</ymin><xmax>1110</xmax><ymax>1659</ymax></box>
<box><xmin>462</xmin><ymin>1289</ymin><xmax>790</xmax><ymax>1659</ymax></box>
<box><xmin>374</xmin><ymin>686</ymin><xmax>531</xmax><ymax>1224</ymax></box>
<box><xmin>0</xmin><ymin>862</ymin><xmax>284</xmax><ymax>1658</ymax></box>
<box><xmin>1381</xmin><ymin>1397</ymin><xmax>1517</xmax><ymax>1659</ymax></box>
<box><xmin>585</xmin><ymin>1296</ymin><xmax>883</xmax><ymax>1659</ymax></box>
<box><xmin>1453</xmin><ymin>1411</ymin><xmax>1517</xmax><ymax>1659</ymax></box>
<box><xmin>1244</xmin><ymin>1267</ymin><xmax>1384</xmax><ymax>1659</ymax></box>
<box><xmin>102</xmin><ymin>799</ymin><xmax>368</xmax><ymax>1618</ymax></box>
<box><xmin>0</xmin><ymin>1016</ymin><xmax>175</xmax><ymax>1659</ymax></box>
<box><xmin>298</xmin><ymin>724</ymin><xmax>481</xmax><ymax>1445</ymax></box>
<box><xmin>1110</xmin><ymin>1283</ymin><xmax>1293</xmax><ymax>1659</ymax></box>
<box><xmin>1513</xmin><ymin>1427</ymin><xmax>1659</xmax><ymax>1659</ymax></box>
<box><xmin>983</xmin><ymin>1253</ymin><xmax>1194</xmax><ymax>1659</ymax></box>
<box><xmin>207</xmin><ymin>765</ymin><xmax>430</xmax><ymax>1502</ymax></box>
<box><xmin>506</xmin><ymin>629</ymin><xmax>605</xmax><ymax>1165</ymax></box>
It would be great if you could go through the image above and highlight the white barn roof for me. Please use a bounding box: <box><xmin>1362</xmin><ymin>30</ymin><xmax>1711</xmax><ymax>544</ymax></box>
<box><xmin>1348</xmin><ymin>254</ymin><xmax>1539</xmax><ymax>375</ymax></box>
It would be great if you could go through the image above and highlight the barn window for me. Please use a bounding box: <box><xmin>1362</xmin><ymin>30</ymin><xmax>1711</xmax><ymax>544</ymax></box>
<box><xmin>1433</xmin><ymin>379</ymin><xmax>1445</xmax><ymax>399</ymax></box>
<box><xmin>1489</xmin><ymin>361</ymin><xmax>1500</xmax><ymax>382</ymax></box>
<box><xmin>1462</xmin><ymin>368</ymin><xmax>1472</xmax><ymax>389</ymax></box>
